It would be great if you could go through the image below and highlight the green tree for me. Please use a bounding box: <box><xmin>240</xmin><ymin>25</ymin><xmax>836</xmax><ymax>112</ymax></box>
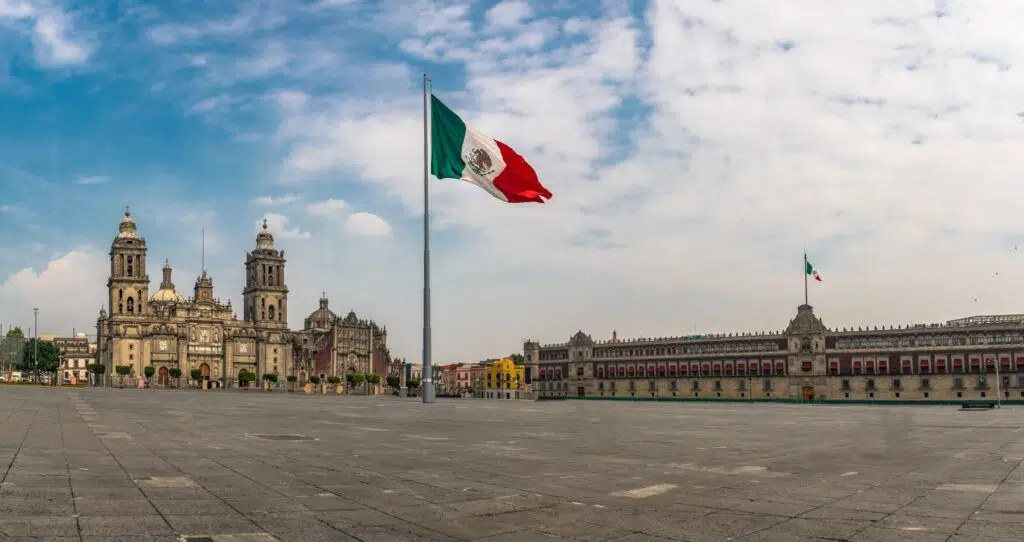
<box><xmin>168</xmin><ymin>367</ymin><xmax>182</xmax><ymax>388</ymax></box>
<box><xmin>0</xmin><ymin>327</ymin><xmax>26</xmax><ymax>374</ymax></box>
<box><xmin>144</xmin><ymin>366</ymin><xmax>155</xmax><ymax>381</ymax></box>
<box><xmin>509</xmin><ymin>353</ymin><xmax>525</xmax><ymax>365</ymax></box>
<box><xmin>386</xmin><ymin>376</ymin><xmax>400</xmax><ymax>390</ymax></box>
<box><xmin>19</xmin><ymin>339</ymin><xmax>59</xmax><ymax>373</ymax></box>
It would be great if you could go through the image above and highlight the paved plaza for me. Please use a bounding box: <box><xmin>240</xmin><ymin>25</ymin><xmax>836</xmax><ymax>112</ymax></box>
<box><xmin>2</xmin><ymin>389</ymin><xmax>1024</xmax><ymax>542</ymax></box>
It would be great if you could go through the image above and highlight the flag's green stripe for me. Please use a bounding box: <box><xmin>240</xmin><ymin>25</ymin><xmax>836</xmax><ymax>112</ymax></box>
<box><xmin>430</xmin><ymin>95</ymin><xmax>467</xmax><ymax>180</ymax></box>
<box><xmin>805</xmin><ymin>261</ymin><xmax>813</xmax><ymax>275</ymax></box>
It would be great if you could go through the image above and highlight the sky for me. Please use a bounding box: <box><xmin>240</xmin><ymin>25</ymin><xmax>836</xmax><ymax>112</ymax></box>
<box><xmin>1</xmin><ymin>0</ymin><xmax>1024</xmax><ymax>363</ymax></box>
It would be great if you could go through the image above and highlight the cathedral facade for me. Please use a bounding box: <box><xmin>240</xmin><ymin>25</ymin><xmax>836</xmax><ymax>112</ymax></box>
<box><xmin>95</xmin><ymin>210</ymin><xmax>293</xmax><ymax>385</ymax></box>
<box><xmin>291</xmin><ymin>294</ymin><xmax>394</xmax><ymax>386</ymax></box>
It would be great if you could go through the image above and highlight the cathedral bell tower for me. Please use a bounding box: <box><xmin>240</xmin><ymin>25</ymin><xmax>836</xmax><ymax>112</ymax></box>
<box><xmin>107</xmin><ymin>207</ymin><xmax>150</xmax><ymax>317</ymax></box>
<box><xmin>242</xmin><ymin>219</ymin><xmax>288</xmax><ymax>328</ymax></box>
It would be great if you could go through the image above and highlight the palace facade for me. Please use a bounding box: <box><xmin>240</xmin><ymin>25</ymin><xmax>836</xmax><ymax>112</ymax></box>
<box><xmin>95</xmin><ymin>209</ymin><xmax>397</xmax><ymax>386</ymax></box>
<box><xmin>527</xmin><ymin>304</ymin><xmax>1024</xmax><ymax>403</ymax></box>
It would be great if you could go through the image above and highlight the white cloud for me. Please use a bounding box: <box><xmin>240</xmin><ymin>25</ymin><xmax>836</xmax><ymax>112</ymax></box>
<box><xmin>261</xmin><ymin>213</ymin><xmax>311</xmax><ymax>240</ymax></box>
<box><xmin>0</xmin><ymin>204</ymin><xmax>34</xmax><ymax>218</ymax></box>
<box><xmin>0</xmin><ymin>2</ymin><xmax>91</xmax><ymax>68</ymax></box>
<box><xmin>344</xmin><ymin>212</ymin><xmax>390</xmax><ymax>236</ymax></box>
<box><xmin>305</xmin><ymin>198</ymin><xmax>347</xmax><ymax>217</ymax></box>
<box><xmin>0</xmin><ymin>250</ymin><xmax>106</xmax><ymax>336</ymax></box>
<box><xmin>485</xmin><ymin>0</ymin><xmax>533</xmax><ymax>29</ymax></box>
<box><xmin>75</xmin><ymin>175</ymin><xmax>109</xmax><ymax>185</ymax></box>
<box><xmin>253</xmin><ymin>194</ymin><xmax>300</xmax><ymax>206</ymax></box>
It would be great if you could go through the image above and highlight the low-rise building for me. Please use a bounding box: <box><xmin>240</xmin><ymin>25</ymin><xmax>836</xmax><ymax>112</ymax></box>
<box><xmin>484</xmin><ymin>357</ymin><xmax>525</xmax><ymax>399</ymax></box>
<box><xmin>55</xmin><ymin>334</ymin><xmax>92</xmax><ymax>384</ymax></box>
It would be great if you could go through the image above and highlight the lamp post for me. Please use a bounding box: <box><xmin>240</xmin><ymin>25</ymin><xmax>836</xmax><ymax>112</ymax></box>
<box><xmin>32</xmin><ymin>309</ymin><xmax>38</xmax><ymax>383</ymax></box>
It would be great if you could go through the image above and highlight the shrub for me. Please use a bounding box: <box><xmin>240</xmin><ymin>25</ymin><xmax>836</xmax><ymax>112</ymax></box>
<box><xmin>386</xmin><ymin>376</ymin><xmax>400</xmax><ymax>389</ymax></box>
<box><xmin>286</xmin><ymin>375</ymin><xmax>297</xmax><ymax>382</ymax></box>
<box><xmin>144</xmin><ymin>366</ymin><xmax>155</xmax><ymax>379</ymax></box>
<box><xmin>190</xmin><ymin>369</ymin><xmax>202</xmax><ymax>381</ymax></box>
<box><xmin>310</xmin><ymin>375</ymin><xmax>321</xmax><ymax>384</ymax></box>
<box><xmin>115</xmin><ymin>365</ymin><xmax>131</xmax><ymax>376</ymax></box>
<box><xmin>88</xmin><ymin>363</ymin><xmax>106</xmax><ymax>375</ymax></box>
<box><xmin>345</xmin><ymin>373</ymin><xmax>355</xmax><ymax>383</ymax></box>
<box><xmin>168</xmin><ymin>368</ymin><xmax>182</xmax><ymax>379</ymax></box>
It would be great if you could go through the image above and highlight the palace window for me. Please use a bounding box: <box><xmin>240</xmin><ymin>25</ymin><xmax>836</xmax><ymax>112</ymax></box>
<box><xmin>714</xmin><ymin>380</ymin><xmax>722</xmax><ymax>391</ymax></box>
<box><xmin>763</xmin><ymin>379</ymin><xmax>772</xmax><ymax>391</ymax></box>
<box><xmin>628</xmin><ymin>381</ymin><xmax>635</xmax><ymax>392</ymax></box>
<box><xmin>842</xmin><ymin>378</ymin><xmax>851</xmax><ymax>391</ymax></box>
<box><xmin>892</xmin><ymin>378</ymin><xmax>901</xmax><ymax>390</ymax></box>
<box><xmin>738</xmin><ymin>379</ymin><xmax>746</xmax><ymax>391</ymax></box>
<box><xmin>692</xmin><ymin>380</ymin><xmax>700</xmax><ymax>391</ymax></box>
<box><xmin>954</xmin><ymin>377</ymin><xmax>965</xmax><ymax>390</ymax></box>
<box><xmin>648</xmin><ymin>380</ymin><xmax>655</xmax><ymax>392</ymax></box>
<box><xmin>127</xmin><ymin>256</ymin><xmax>133</xmax><ymax>277</ymax></box>
<box><xmin>866</xmin><ymin>379</ymin><xmax>876</xmax><ymax>391</ymax></box>
<box><xmin>920</xmin><ymin>377</ymin><xmax>931</xmax><ymax>390</ymax></box>
<box><xmin>268</xmin><ymin>305</ymin><xmax>275</xmax><ymax>321</ymax></box>
<box><xmin>977</xmin><ymin>376</ymin><xmax>988</xmax><ymax>389</ymax></box>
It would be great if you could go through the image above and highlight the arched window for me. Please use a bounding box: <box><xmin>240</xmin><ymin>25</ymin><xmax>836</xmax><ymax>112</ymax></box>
<box><xmin>262</xmin><ymin>266</ymin><xmax>267</xmax><ymax>285</ymax></box>
<box><xmin>277</xmin><ymin>300</ymin><xmax>282</xmax><ymax>320</ymax></box>
<box><xmin>268</xmin><ymin>305</ymin><xmax>275</xmax><ymax>320</ymax></box>
<box><xmin>118</xmin><ymin>289</ymin><xmax>123</xmax><ymax>300</ymax></box>
<box><xmin>126</xmin><ymin>256</ymin><xmax>133</xmax><ymax>277</ymax></box>
<box><xmin>126</xmin><ymin>298</ymin><xmax>134</xmax><ymax>314</ymax></box>
<box><xmin>118</xmin><ymin>303</ymin><xmax>123</xmax><ymax>313</ymax></box>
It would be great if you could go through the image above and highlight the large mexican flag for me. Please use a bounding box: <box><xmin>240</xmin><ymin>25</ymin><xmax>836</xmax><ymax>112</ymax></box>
<box><xmin>430</xmin><ymin>95</ymin><xmax>553</xmax><ymax>203</ymax></box>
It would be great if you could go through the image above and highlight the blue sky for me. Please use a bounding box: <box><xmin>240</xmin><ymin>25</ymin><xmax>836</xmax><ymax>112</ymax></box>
<box><xmin>2</xmin><ymin>0</ymin><xmax>1024</xmax><ymax>363</ymax></box>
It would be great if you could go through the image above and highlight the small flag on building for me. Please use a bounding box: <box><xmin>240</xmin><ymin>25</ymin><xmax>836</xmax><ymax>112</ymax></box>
<box><xmin>430</xmin><ymin>95</ymin><xmax>553</xmax><ymax>203</ymax></box>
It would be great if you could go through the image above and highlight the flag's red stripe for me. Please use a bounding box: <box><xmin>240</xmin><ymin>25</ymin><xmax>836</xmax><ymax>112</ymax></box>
<box><xmin>493</xmin><ymin>140</ymin><xmax>552</xmax><ymax>203</ymax></box>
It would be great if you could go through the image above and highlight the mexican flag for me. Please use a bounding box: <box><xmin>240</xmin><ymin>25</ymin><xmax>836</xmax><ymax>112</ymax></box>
<box><xmin>430</xmin><ymin>95</ymin><xmax>553</xmax><ymax>203</ymax></box>
<box><xmin>805</xmin><ymin>260</ymin><xmax>822</xmax><ymax>282</ymax></box>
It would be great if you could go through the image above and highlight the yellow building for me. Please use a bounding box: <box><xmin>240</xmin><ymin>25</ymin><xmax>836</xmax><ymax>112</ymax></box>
<box><xmin>484</xmin><ymin>357</ymin><xmax>525</xmax><ymax>399</ymax></box>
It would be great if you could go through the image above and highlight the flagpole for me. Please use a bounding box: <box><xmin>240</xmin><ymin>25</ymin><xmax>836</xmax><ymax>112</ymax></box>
<box><xmin>422</xmin><ymin>73</ymin><xmax>435</xmax><ymax>404</ymax></box>
<box><xmin>803</xmin><ymin>252</ymin><xmax>809</xmax><ymax>306</ymax></box>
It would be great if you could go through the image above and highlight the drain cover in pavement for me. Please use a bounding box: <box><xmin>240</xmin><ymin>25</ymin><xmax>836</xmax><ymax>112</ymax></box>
<box><xmin>251</xmin><ymin>434</ymin><xmax>316</xmax><ymax>441</ymax></box>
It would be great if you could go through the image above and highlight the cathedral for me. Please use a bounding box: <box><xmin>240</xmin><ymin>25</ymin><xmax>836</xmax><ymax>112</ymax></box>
<box><xmin>95</xmin><ymin>209</ymin><xmax>397</xmax><ymax>387</ymax></box>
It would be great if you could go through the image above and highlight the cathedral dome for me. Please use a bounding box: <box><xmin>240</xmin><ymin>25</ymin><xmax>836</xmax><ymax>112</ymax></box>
<box><xmin>151</xmin><ymin>260</ymin><xmax>184</xmax><ymax>303</ymax></box>
<box><xmin>151</xmin><ymin>288</ymin><xmax>185</xmax><ymax>303</ymax></box>
<box><xmin>304</xmin><ymin>293</ymin><xmax>336</xmax><ymax>330</ymax></box>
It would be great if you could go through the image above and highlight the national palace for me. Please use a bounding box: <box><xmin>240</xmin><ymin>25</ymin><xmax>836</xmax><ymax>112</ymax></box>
<box><xmin>527</xmin><ymin>304</ymin><xmax>1024</xmax><ymax>402</ymax></box>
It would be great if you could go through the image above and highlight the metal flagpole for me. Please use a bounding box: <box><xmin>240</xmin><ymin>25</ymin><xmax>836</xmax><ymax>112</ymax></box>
<box><xmin>803</xmin><ymin>252</ymin><xmax>809</xmax><ymax>306</ymax></box>
<box><xmin>422</xmin><ymin>73</ymin><xmax>435</xmax><ymax>404</ymax></box>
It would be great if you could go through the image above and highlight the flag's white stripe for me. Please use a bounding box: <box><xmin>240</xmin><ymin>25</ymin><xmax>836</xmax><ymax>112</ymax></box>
<box><xmin>458</xmin><ymin>124</ymin><xmax>509</xmax><ymax>201</ymax></box>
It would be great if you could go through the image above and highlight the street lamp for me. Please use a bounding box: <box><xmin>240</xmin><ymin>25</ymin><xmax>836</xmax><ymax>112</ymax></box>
<box><xmin>32</xmin><ymin>308</ymin><xmax>38</xmax><ymax>383</ymax></box>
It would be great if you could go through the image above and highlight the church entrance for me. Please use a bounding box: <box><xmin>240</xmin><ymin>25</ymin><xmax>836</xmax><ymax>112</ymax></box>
<box><xmin>801</xmin><ymin>386</ymin><xmax>815</xmax><ymax>401</ymax></box>
<box><xmin>158</xmin><ymin>366</ymin><xmax>169</xmax><ymax>388</ymax></box>
<box><xmin>200</xmin><ymin>363</ymin><xmax>210</xmax><ymax>380</ymax></box>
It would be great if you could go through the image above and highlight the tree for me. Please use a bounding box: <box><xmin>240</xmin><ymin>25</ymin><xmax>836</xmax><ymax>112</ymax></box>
<box><xmin>0</xmin><ymin>327</ymin><xmax>25</xmax><ymax>374</ymax></box>
<box><xmin>509</xmin><ymin>353</ymin><xmax>525</xmax><ymax>365</ymax></box>
<box><xmin>115</xmin><ymin>365</ymin><xmax>131</xmax><ymax>388</ymax></box>
<box><xmin>386</xmin><ymin>376</ymin><xmax>400</xmax><ymax>390</ymax></box>
<box><xmin>144</xmin><ymin>366</ymin><xmax>155</xmax><ymax>384</ymax></box>
<box><xmin>168</xmin><ymin>367</ymin><xmax>182</xmax><ymax>388</ymax></box>
<box><xmin>190</xmin><ymin>368</ymin><xmax>202</xmax><ymax>384</ymax></box>
<box><xmin>18</xmin><ymin>339</ymin><xmax>59</xmax><ymax>373</ymax></box>
<box><xmin>87</xmin><ymin>363</ymin><xmax>106</xmax><ymax>386</ymax></box>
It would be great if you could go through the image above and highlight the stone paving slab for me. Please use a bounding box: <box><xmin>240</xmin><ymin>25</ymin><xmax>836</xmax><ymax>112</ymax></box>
<box><xmin>3</xmin><ymin>387</ymin><xmax>1024</xmax><ymax>541</ymax></box>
